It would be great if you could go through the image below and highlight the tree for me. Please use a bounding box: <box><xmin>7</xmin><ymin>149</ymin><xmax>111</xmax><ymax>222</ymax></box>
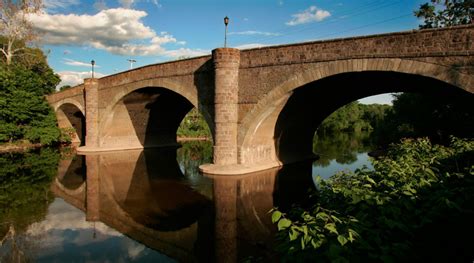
<box><xmin>415</xmin><ymin>0</ymin><xmax>473</xmax><ymax>29</ymax></box>
<box><xmin>0</xmin><ymin>41</ymin><xmax>61</xmax><ymax>145</ymax></box>
<box><xmin>0</xmin><ymin>0</ymin><xmax>42</xmax><ymax>65</ymax></box>
<box><xmin>59</xmin><ymin>85</ymin><xmax>71</xmax><ymax>91</ymax></box>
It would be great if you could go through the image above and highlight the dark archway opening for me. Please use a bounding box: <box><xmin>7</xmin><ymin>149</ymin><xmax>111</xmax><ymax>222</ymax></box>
<box><xmin>124</xmin><ymin>87</ymin><xmax>194</xmax><ymax>147</ymax></box>
<box><xmin>56</xmin><ymin>103</ymin><xmax>85</xmax><ymax>146</ymax></box>
<box><xmin>274</xmin><ymin>71</ymin><xmax>474</xmax><ymax>164</ymax></box>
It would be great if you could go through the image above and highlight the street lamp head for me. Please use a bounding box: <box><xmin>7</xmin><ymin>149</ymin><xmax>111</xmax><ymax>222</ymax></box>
<box><xmin>91</xmin><ymin>60</ymin><xmax>95</xmax><ymax>66</ymax></box>
<box><xmin>224</xmin><ymin>16</ymin><xmax>229</xmax><ymax>26</ymax></box>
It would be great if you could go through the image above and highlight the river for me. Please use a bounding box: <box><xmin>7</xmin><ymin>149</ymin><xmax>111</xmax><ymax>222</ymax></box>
<box><xmin>0</xmin><ymin>131</ymin><xmax>375</xmax><ymax>262</ymax></box>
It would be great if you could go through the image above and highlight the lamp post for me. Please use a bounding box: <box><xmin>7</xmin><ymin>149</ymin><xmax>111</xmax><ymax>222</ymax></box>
<box><xmin>127</xmin><ymin>59</ymin><xmax>137</xmax><ymax>69</ymax></box>
<box><xmin>91</xmin><ymin>60</ymin><xmax>95</xmax><ymax>78</ymax></box>
<box><xmin>224</xmin><ymin>16</ymin><xmax>229</xmax><ymax>48</ymax></box>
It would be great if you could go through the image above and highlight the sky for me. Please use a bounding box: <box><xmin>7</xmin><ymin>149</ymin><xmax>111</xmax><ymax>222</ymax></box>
<box><xmin>31</xmin><ymin>0</ymin><xmax>429</xmax><ymax>104</ymax></box>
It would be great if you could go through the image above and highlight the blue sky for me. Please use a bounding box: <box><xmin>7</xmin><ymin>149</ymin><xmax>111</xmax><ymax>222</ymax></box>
<box><xmin>33</xmin><ymin>0</ymin><xmax>428</xmax><ymax>103</ymax></box>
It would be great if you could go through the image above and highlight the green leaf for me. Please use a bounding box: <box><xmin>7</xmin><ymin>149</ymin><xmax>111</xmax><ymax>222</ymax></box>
<box><xmin>278</xmin><ymin>218</ymin><xmax>292</xmax><ymax>230</ymax></box>
<box><xmin>324</xmin><ymin>223</ymin><xmax>338</xmax><ymax>234</ymax></box>
<box><xmin>272</xmin><ymin>211</ymin><xmax>282</xmax><ymax>223</ymax></box>
<box><xmin>337</xmin><ymin>235</ymin><xmax>348</xmax><ymax>246</ymax></box>
<box><xmin>289</xmin><ymin>229</ymin><xmax>299</xmax><ymax>241</ymax></box>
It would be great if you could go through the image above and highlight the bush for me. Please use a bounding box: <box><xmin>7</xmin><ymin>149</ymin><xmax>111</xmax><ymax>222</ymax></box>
<box><xmin>272</xmin><ymin>137</ymin><xmax>474</xmax><ymax>262</ymax></box>
<box><xmin>0</xmin><ymin>62</ymin><xmax>61</xmax><ymax>145</ymax></box>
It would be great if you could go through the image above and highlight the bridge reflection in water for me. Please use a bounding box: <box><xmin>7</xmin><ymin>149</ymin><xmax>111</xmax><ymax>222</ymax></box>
<box><xmin>52</xmin><ymin>147</ymin><xmax>315</xmax><ymax>262</ymax></box>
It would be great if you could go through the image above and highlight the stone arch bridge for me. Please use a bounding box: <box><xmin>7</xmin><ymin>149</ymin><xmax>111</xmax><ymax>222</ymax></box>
<box><xmin>47</xmin><ymin>25</ymin><xmax>474</xmax><ymax>174</ymax></box>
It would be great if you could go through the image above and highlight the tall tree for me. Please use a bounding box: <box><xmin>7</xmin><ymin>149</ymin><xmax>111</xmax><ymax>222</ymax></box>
<box><xmin>414</xmin><ymin>0</ymin><xmax>473</xmax><ymax>29</ymax></box>
<box><xmin>0</xmin><ymin>0</ymin><xmax>42</xmax><ymax>65</ymax></box>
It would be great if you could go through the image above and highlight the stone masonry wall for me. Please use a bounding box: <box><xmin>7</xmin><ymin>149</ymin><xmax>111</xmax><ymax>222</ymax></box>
<box><xmin>237</xmin><ymin>25</ymin><xmax>474</xmax><ymax>122</ymax></box>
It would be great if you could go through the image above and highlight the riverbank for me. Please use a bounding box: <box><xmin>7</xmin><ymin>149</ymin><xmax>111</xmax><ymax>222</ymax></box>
<box><xmin>177</xmin><ymin>136</ymin><xmax>211</xmax><ymax>142</ymax></box>
<box><xmin>0</xmin><ymin>137</ymin><xmax>210</xmax><ymax>154</ymax></box>
<box><xmin>0</xmin><ymin>141</ymin><xmax>42</xmax><ymax>154</ymax></box>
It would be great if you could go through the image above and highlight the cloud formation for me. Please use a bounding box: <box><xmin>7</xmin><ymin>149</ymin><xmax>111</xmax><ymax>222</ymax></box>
<box><xmin>286</xmin><ymin>6</ymin><xmax>331</xmax><ymax>26</ymax></box>
<box><xmin>119</xmin><ymin>0</ymin><xmax>161</xmax><ymax>8</ymax></box>
<box><xmin>43</xmin><ymin>0</ymin><xmax>80</xmax><ymax>11</ymax></box>
<box><xmin>63</xmin><ymin>58</ymin><xmax>100</xmax><ymax>68</ymax></box>
<box><xmin>235</xmin><ymin>43</ymin><xmax>268</xmax><ymax>50</ymax></box>
<box><xmin>57</xmin><ymin>71</ymin><xmax>106</xmax><ymax>88</ymax></box>
<box><xmin>228</xmin><ymin>31</ymin><xmax>281</xmax><ymax>36</ymax></box>
<box><xmin>28</xmin><ymin>8</ymin><xmax>206</xmax><ymax>57</ymax></box>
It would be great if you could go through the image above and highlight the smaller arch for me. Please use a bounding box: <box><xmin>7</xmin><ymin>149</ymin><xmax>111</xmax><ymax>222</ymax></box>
<box><xmin>99</xmin><ymin>79</ymin><xmax>214</xmax><ymax>150</ymax></box>
<box><xmin>55</xmin><ymin>100</ymin><xmax>86</xmax><ymax>145</ymax></box>
<box><xmin>54</xmin><ymin>98</ymin><xmax>85</xmax><ymax>115</ymax></box>
<box><xmin>238</xmin><ymin>59</ymin><xmax>474</xmax><ymax>167</ymax></box>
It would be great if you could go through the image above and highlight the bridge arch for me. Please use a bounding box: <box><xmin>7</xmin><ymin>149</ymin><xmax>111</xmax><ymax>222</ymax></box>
<box><xmin>239</xmin><ymin>58</ymin><xmax>474</xmax><ymax>166</ymax></box>
<box><xmin>54</xmin><ymin>99</ymin><xmax>86</xmax><ymax>145</ymax></box>
<box><xmin>99</xmin><ymin>79</ymin><xmax>214</xmax><ymax>150</ymax></box>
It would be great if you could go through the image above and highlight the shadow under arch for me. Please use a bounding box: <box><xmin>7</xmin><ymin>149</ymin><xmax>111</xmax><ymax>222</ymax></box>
<box><xmin>100</xmin><ymin>85</ymin><xmax>214</xmax><ymax>150</ymax></box>
<box><xmin>97</xmin><ymin>147</ymin><xmax>214</xmax><ymax>262</ymax></box>
<box><xmin>239</xmin><ymin>60</ymin><xmax>474</xmax><ymax>166</ymax></box>
<box><xmin>55</xmin><ymin>102</ymin><xmax>86</xmax><ymax>145</ymax></box>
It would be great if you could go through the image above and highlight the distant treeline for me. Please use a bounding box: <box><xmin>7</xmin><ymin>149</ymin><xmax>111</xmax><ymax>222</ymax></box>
<box><xmin>177</xmin><ymin>108</ymin><xmax>211</xmax><ymax>138</ymax></box>
<box><xmin>319</xmin><ymin>92</ymin><xmax>474</xmax><ymax>144</ymax></box>
<box><xmin>318</xmin><ymin>102</ymin><xmax>390</xmax><ymax>133</ymax></box>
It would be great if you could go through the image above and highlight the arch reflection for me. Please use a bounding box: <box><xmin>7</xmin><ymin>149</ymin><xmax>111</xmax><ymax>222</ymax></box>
<box><xmin>54</xmin><ymin>145</ymin><xmax>314</xmax><ymax>262</ymax></box>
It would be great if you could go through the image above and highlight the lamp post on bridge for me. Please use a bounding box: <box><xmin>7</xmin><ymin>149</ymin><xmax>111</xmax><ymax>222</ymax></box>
<box><xmin>91</xmin><ymin>60</ymin><xmax>95</xmax><ymax>78</ymax></box>
<box><xmin>127</xmin><ymin>59</ymin><xmax>137</xmax><ymax>69</ymax></box>
<box><xmin>224</xmin><ymin>16</ymin><xmax>229</xmax><ymax>48</ymax></box>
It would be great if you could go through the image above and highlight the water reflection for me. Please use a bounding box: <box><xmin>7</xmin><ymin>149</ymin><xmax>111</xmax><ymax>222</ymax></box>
<box><xmin>51</xmin><ymin>144</ymin><xmax>314</xmax><ymax>262</ymax></box>
<box><xmin>1</xmin><ymin>133</ymin><xmax>372</xmax><ymax>262</ymax></box>
<box><xmin>312</xmin><ymin>131</ymin><xmax>375</xmax><ymax>179</ymax></box>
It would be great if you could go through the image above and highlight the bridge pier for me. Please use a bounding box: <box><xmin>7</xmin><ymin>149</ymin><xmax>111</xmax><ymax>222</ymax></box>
<box><xmin>81</xmin><ymin>78</ymin><xmax>100</xmax><ymax>152</ymax></box>
<box><xmin>86</xmin><ymin>154</ymin><xmax>100</xmax><ymax>221</ymax></box>
<box><xmin>212</xmin><ymin>48</ymin><xmax>240</xmax><ymax>165</ymax></box>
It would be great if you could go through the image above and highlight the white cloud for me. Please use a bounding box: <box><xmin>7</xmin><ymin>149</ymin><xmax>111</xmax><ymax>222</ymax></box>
<box><xmin>286</xmin><ymin>6</ymin><xmax>331</xmax><ymax>26</ymax></box>
<box><xmin>43</xmin><ymin>0</ymin><xmax>80</xmax><ymax>11</ymax></box>
<box><xmin>63</xmin><ymin>58</ymin><xmax>101</xmax><ymax>68</ymax></box>
<box><xmin>28</xmin><ymin>8</ymin><xmax>203</xmax><ymax>58</ymax></box>
<box><xmin>162</xmin><ymin>48</ymin><xmax>208</xmax><ymax>58</ymax></box>
<box><xmin>235</xmin><ymin>43</ymin><xmax>268</xmax><ymax>50</ymax></box>
<box><xmin>229</xmin><ymin>31</ymin><xmax>281</xmax><ymax>37</ymax></box>
<box><xmin>119</xmin><ymin>0</ymin><xmax>161</xmax><ymax>8</ymax></box>
<box><xmin>93</xmin><ymin>0</ymin><xmax>108</xmax><ymax>10</ymax></box>
<box><xmin>27</xmin><ymin>199</ymin><xmax>121</xmax><ymax>238</ymax></box>
<box><xmin>57</xmin><ymin>71</ymin><xmax>106</xmax><ymax>88</ymax></box>
<box><xmin>119</xmin><ymin>0</ymin><xmax>135</xmax><ymax>8</ymax></box>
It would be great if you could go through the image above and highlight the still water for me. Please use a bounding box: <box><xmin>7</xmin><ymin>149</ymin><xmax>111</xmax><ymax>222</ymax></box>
<box><xmin>0</xmin><ymin>131</ymin><xmax>374</xmax><ymax>262</ymax></box>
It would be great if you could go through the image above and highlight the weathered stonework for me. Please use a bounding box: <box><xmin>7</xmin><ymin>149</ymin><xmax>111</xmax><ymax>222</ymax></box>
<box><xmin>84</xmin><ymin>78</ymin><xmax>100</xmax><ymax>149</ymax></box>
<box><xmin>213</xmin><ymin>48</ymin><xmax>240</xmax><ymax>165</ymax></box>
<box><xmin>47</xmin><ymin>25</ymin><xmax>474</xmax><ymax>174</ymax></box>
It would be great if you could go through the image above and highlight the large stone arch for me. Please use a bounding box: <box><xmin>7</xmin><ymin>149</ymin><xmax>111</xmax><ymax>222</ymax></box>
<box><xmin>99</xmin><ymin>78</ymin><xmax>214</xmax><ymax>151</ymax></box>
<box><xmin>54</xmin><ymin>99</ymin><xmax>86</xmax><ymax>145</ymax></box>
<box><xmin>238</xmin><ymin>58</ymin><xmax>474</xmax><ymax>167</ymax></box>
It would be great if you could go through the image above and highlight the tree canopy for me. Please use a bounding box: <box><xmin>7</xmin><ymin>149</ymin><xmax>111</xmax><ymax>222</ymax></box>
<box><xmin>415</xmin><ymin>0</ymin><xmax>473</xmax><ymax>28</ymax></box>
<box><xmin>0</xmin><ymin>39</ymin><xmax>62</xmax><ymax>145</ymax></box>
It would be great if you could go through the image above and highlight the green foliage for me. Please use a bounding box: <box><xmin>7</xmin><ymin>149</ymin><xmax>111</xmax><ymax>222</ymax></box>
<box><xmin>318</xmin><ymin>102</ymin><xmax>390</xmax><ymax>133</ymax></box>
<box><xmin>177</xmin><ymin>140</ymin><xmax>213</xmax><ymax>177</ymax></box>
<box><xmin>59</xmin><ymin>127</ymin><xmax>75</xmax><ymax>144</ymax></box>
<box><xmin>313</xmin><ymin>130</ymin><xmax>375</xmax><ymax>166</ymax></box>
<box><xmin>273</xmin><ymin>137</ymin><xmax>474</xmax><ymax>262</ymax></box>
<box><xmin>59</xmin><ymin>85</ymin><xmax>72</xmax><ymax>91</ymax></box>
<box><xmin>415</xmin><ymin>0</ymin><xmax>473</xmax><ymax>29</ymax></box>
<box><xmin>0</xmin><ymin>148</ymin><xmax>59</xmax><ymax>234</ymax></box>
<box><xmin>177</xmin><ymin>108</ymin><xmax>211</xmax><ymax>138</ymax></box>
<box><xmin>374</xmin><ymin>92</ymin><xmax>474</xmax><ymax>144</ymax></box>
<box><xmin>0</xmin><ymin>51</ymin><xmax>61</xmax><ymax>145</ymax></box>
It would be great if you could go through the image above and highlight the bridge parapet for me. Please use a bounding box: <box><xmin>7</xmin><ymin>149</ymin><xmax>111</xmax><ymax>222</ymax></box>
<box><xmin>240</xmin><ymin>24</ymin><xmax>473</xmax><ymax>68</ymax></box>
